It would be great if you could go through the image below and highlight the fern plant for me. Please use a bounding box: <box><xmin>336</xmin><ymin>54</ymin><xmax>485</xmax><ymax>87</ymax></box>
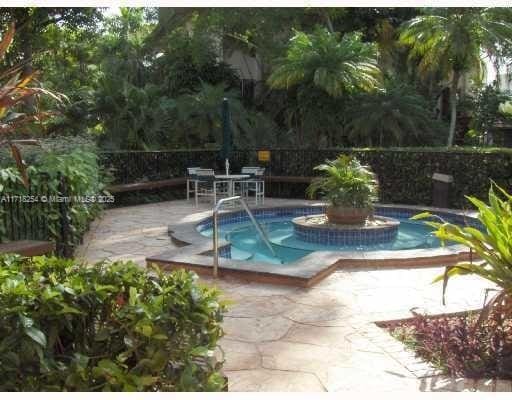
<box><xmin>306</xmin><ymin>155</ymin><xmax>379</xmax><ymax>208</ymax></box>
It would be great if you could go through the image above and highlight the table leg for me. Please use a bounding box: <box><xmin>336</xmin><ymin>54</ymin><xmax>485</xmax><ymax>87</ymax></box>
<box><xmin>195</xmin><ymin>180</ymin><xmax>198</xmax><ymax>207</ymax></box>
<box><xmin>227</xmin><ymin>180</ymin><xmax>234</xmax><ymax>207</ymax></box>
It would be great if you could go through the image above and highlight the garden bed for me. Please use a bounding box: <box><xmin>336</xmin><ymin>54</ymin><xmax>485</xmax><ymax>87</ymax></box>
<box><xmin>380</xmin><ymin>307</ymin><xmax>512</xmax><ymax>380</ymax></box>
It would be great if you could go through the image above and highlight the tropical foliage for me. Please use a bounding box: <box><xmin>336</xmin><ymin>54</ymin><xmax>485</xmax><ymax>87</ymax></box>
<box><xmin>307</xmin><ymin>155</ymin><xmax>379</xmax><ymax>208</ymax></box>
<box><xmin>412</xmin><ymin>183</ymin><xmax>512</xmax><ymax>317</ymax></box>
<box><xmin>2</xmin><ymin>7</ymin><xmax>512</xmax><ymax>150</ymax></box>
<box><xmin>390</xmin><ymin>309</ymin><xmax>512</xmax><ymax>378</ymax></box>
<box><xmin>499</xmin><ymin>100</ymin><xmax>512</xmax><ymax>121</ymax></box>
<box><xmin>468</xmin><ymin>85</ymin><xmax>511</xmax><ymax>144</ymax></box>
<box><xmin>174</xmin><ymin>83</ymin><xmax>252</xmax><ymax>147</ymax></box>
<box><xmin>0</xmin><ymin>146</ymin><xmax>106</xmax><ymax>251</ymax></box>
<box><xmin>95</xmin><ymin>81</ymin><xmax>176</xmax><ymax>150</ymax></box>
<box><xmin>268</xmin><ymin>28</ymin><xmax>381</xmax><ymax>97</ymax></box>
<box><xmin>0</xmin><ymin>255</ymin><xmax>227</xmax><ymax>391</ymax></box>
<box><xmin>400</xmin><ymin>8</ymin><xmax>512</xmax><ymax>146</ymax></box>
<box><xmin>346</xmin><ymin>83</ymin><xmax>445</xmax><ymax>146</ymax></box>
<box><xmin>0</xmin><ymin>23</ymin><xmax>66</xmax><ymax>185</ymax></box>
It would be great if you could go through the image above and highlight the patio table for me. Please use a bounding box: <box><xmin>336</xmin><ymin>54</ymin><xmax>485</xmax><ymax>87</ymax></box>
<box><xmin>214</xmin><ymin>174</ymin><xmax>250</xmax><ymax>199</ymax></box>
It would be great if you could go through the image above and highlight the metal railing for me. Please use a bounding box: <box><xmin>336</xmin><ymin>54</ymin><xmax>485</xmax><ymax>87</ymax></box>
<box><xmin>212</xmin><ymin>196</ymin><xmax>276</xmax><ymax>277</ymax></box>
<box><xmin>0</xmin><ymin>172</ymin><xmax>74</xmax><ymax>257</ymax></box>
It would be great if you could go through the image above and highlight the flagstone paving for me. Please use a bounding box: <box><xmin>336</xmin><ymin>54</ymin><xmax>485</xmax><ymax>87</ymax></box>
<box><xmin>76</xmin><ymin>199</ymin><xmax>510</xmax><ymax>392</ymax></box>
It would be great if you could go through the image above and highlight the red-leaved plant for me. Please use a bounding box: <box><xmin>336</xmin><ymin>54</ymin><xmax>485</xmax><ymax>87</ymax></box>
<box><xmin>0</xmin><ymin>22</ymin><xmax>65</xmax><ymax>186</ymax></box>
<box><xmin>390</xmin><ymin>305</ymin><xmax>512</xmax><ymax>378</ymax></box>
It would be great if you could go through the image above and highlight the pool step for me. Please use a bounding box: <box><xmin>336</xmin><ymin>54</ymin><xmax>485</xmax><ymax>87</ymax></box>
<box><xmin>229</xmin><ymin>247</ymin><xmax>254</xmax><ymax>261</ymax></box>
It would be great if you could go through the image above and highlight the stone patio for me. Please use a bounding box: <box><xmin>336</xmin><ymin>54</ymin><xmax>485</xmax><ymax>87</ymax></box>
<box><xmin>76</xmin><ymin>199</ymin><xmax>511</xmax><ymax>392</ymax></box>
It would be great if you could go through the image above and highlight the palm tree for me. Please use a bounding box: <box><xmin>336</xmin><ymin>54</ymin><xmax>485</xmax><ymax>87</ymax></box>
<box><xmin>96</xmin><ymin>80</ymin><xmax>176</xmax><ymax>150</ymax></box>
<box><xmin>267</xmin><ymin>27</ymin><xmax>381</xmax><ymax>97</ymax></box>
<box><xmin>400</xmin><ymin>8</ymin><xmax>512</xmax><ymax>147</ymax></box>
<box><xmin>174</xmin><ymin>82</ymin><xmax>252</xmax><ymax>148</ymax></box>
<box><xmin>346</xmin><ymin>84</ymin><xmax>445</xmax><ymax>146</ymax></box>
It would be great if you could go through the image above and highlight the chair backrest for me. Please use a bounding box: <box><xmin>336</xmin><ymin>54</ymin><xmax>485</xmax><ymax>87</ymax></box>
<box><xmin>196</xmin><ymin>168</ymin><xmax>215</xmax><ymax>176</ymax></box>
<box><xmin>241</xmin><ymin>167</ymin><xmax>259</xmax><ymax>174</ymax></box>
<box><xmin>195</xmin><ymin>168</ymin><xmax>215</xmax><ymax>182</ymax></box>
<box><xmin>254</xmin><ymin>167</ymin><xmax>265</xmax><ymax>176</ymax></box>
<box><xmin>242</xmin><ymin>167</ymin><xmax>265</xmax><ymax>177</ymax></box>
<box><xmin>187</xmin><ymin>167</ymin><xmax>200</xmax><ymax>177</ymax></box>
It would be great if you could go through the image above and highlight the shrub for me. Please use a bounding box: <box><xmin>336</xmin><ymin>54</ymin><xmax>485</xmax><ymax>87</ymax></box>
<box><xmin>1</xmin><ymin>146</ymin><xmax>109</xmax><ymax>253</ymax></box>
<box><xmin>389</xmin><ymin>309</ymin><xmax>512</xmax><ymax>378</ymax></box>
<box><xmin>397</xmin><ymin>183</ymin><xmax>512</xmax><ymax>379</ymax></box>
<box><xmin>0</xmin><ymin>255</ymin><xmax>227</xmax><ymax>391</ymax></box>
<box><xmin>99</xmin><ymin>148</ymin><xmax>512</xmax><ymax>208</ymax></box>
<box><xmin>0</xmin><ymin>135</ymin><xmax>99</xmax><ymax>168</ymax></box>
<box><xmin>470</xmin><ymin>85</ymin><xmax>511</xmax><ymax>140</ymax></box>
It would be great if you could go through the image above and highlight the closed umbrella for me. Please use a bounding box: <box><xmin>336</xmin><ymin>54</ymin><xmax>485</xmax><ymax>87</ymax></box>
<box><xmin>220</xmin><ymin>97</ymin><xmax>233</xmax><ymax>162</ymax></box>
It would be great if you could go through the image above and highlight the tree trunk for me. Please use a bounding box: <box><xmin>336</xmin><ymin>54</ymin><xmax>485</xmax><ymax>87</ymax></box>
<box><xmin>494</xmin><ymin>59</ymin><xmax>501</xmax><ymax>91</ymax></box>
<box><xmin>447</xmin><ymin>69</ymin><xmax>460</xmax><ymax>147</ymax></box>
<box><xmin>322</xmin><ymin>10</ymin><xmax>334</xmax><ymax>33</ymax></box>
<box><xmin>19</xmin><ymin>13</ymin><xmax>36</xmax><ymax>113</ymax></box>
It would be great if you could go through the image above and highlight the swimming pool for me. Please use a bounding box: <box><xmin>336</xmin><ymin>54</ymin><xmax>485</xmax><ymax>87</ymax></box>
<box><xmin>196</xmin><ymin>205</ymin><xmax>477</xmax><ymax>265</ymax></box>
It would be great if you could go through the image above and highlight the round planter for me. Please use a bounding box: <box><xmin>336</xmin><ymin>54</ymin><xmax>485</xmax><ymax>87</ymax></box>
<box><xmin>326</xmin><ymin>205</ymin><xmax>372</xmax><ymax>225</ymax></box>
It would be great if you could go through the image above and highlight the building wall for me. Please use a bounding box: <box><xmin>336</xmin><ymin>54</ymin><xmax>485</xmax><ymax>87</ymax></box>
<box><xmin>484</xmin><ymin>57</ymin><xmax>512</xmax><ymax>93</ymax></box>
<box><xmin>223</xmin><ymin>49</ymin><xmax>263</xmax><ymax>81</ymax></box>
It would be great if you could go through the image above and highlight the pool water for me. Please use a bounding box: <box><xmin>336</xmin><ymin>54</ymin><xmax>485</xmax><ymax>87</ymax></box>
<box><xmin>199</xmin><ymin>217</ymin><xmax>441</xmax><ymax>265</ymax></box>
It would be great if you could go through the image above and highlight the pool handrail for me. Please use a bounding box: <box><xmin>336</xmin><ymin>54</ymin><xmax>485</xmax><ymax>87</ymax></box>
<box><xmin>213</xmin><ymin>196</ymin><xmax>276</xmax><ymax>277</ymax></box>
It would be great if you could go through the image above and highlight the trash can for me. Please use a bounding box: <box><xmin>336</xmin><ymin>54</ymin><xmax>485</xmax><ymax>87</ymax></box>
<box><xmin>432</xmin><ymin>173</ymin><xmax>453</xmax><ymax>208</ymax></box>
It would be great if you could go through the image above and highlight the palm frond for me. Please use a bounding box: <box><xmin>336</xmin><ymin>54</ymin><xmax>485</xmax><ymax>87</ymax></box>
<box><xmin>268</xmin><ymin>28</ymin><xmax>381</xmax><ymax>97</ymax></box>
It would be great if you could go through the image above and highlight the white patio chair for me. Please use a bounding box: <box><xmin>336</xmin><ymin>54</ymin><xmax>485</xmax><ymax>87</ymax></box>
<box><xmin>237</xmin><ymin>167</ymin><xmax>265</xmax><ymax>205</ymax></box>
<box><xmin>194</xmin><ymin>169</ymin><xmax>230</xmax><ymax>206</ymax></box>
<box><xmin>186</xmin><ymin>167</ymin><xmax>200</xmax><ymax>201</ymax></box>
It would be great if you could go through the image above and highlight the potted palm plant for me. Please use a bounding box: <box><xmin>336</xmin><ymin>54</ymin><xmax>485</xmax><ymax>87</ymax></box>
<box><xmin>306</xmin><ymin>155</ymin><xmax>379</xmax><ymax>224</ymax></box>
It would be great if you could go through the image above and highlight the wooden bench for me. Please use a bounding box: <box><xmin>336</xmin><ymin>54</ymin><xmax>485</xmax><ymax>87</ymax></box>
<box><xmin>106</xmin><ymin>176</ymin><xmax>312</xmax><ymax>195</ymax></box>
<box><xmin>107</xmin><ymin>177</ymin><xmax>187</xmax><ymax>193</ymax></box>
<box><xmin>0</xmin><ymin>240</ymin><xmax>55</xmax><ymax>256</ymax></box>
<box><xmin>265</xmin><ymin>176</ymin><xmax>314</xmax><ymax>184</ymax></box>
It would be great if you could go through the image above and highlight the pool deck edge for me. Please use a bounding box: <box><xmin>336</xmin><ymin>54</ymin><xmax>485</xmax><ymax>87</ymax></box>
<box><xmin>146</xmin><ymin>202</ymin><xmax>478</xmax><ymax>287</ymax></box>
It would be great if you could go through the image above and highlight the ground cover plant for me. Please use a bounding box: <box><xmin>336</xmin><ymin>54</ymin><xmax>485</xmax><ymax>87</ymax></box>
<box><xmin>387</xmin><ymin>183</ymin><xmax>512</xmax><ymax>379</ymax></box>
<box><xmin>413</xmin><ymin>183</ymin><xmax>512</xmax><ymax>309</ymax></box>
<box><xmin>388</xmin><ymin>309</ymin><xmax>512</xmax><ymax>378</ymax></box>
<box><xmin>0</xmin><ymin>254</ymin><xmax>227</xmax><ymax>391</ymax></box>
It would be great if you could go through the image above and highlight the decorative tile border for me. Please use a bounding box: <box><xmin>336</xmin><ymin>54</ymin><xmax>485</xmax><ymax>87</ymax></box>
<box><xmin>196</xmin><ymin>204</ymin><xmax>482</xmax><ymax>234</ymax></box>
<box><xmin>292</xmin><ymin>215</ymin><xmax>400</xmax><ymax>246</ymax></box>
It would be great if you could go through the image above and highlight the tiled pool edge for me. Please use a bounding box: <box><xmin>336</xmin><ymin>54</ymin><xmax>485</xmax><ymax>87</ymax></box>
<box><xmin>146</xmin><ymin>203</ymin><xmax>479</xmax><ymax>287</ymax></box>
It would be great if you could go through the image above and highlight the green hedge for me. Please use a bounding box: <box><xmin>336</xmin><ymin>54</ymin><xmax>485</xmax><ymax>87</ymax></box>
<box><xmin>230</xmin><ymin>148</ymin><xmax>512</xmax><ymax>208</ymax></box>
<box><xmin>0</xmin><ymin>255</ymin><xmax>227</xmax><ymax>391</ymax></box>
<box><xmin>100</xmin><ymin>147</ymin><xmax>512</xmax><ymax>209</ymax></box>
<box><xmin>1</xmin><ymin>148</ymin><xmax>107</xmax><ymax>255</ymax></box>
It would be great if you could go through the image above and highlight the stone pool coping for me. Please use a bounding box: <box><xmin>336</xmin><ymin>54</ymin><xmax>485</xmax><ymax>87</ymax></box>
<box><xmin>146</xmin><ymin>202</ymin><xmax>478</xmax><ymax>287</ymax></box>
